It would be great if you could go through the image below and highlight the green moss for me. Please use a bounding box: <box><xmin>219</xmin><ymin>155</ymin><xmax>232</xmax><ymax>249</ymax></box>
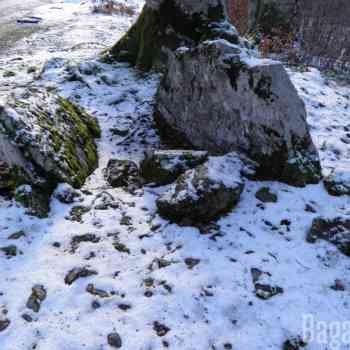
<box><xmin>54</xmin><ymin>97</ymin><xmax>100</xmax><ymax>188</ymax></box>
<box><xmin>0</xmin><ymin>165</ymin><xmax>27</xmax><ymax>195</ymax></box>
<box><xmin>109</xmin><ymin>0</ymin><xmax>228</xmax><ymax>71</ymax></box>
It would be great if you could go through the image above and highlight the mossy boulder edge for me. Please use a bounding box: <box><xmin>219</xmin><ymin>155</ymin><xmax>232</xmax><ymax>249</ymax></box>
<box><xmin>0</xmin><ymin>89</ymin><xmax>100</xmax><ymax>215</ymax></box>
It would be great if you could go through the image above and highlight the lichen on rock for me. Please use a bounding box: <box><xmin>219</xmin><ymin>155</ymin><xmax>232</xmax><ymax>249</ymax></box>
<box><xmin>0</xmin><ymin>89</ymin><xmax>100</xmax><ymax>216</ymax></box>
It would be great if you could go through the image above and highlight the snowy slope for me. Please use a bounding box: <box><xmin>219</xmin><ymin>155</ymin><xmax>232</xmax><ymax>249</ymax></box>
<box><xmin>1</xmin><ymin>2</ymin><xmax>350</xmax><ymax>350</ymax></box>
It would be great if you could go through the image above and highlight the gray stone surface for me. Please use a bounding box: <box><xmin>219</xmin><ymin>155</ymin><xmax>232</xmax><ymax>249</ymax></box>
<box><xmin>0</xmin><ymin>89</ymin><xmax>100</xmax><ymax>216</ymax></box>
<box><xmin>155</xmin><ymin>39</ymin><xmax>321</xmax><ymax>186</ymax></box>
<box><xmin>140</xmin><ymin>149</ymin><xmax>208</xmax><ymax>186</ymax></box>
<box><xmin>156</xmin><ymin>153</ymin><xmax>245</xmax><ymax>224</ymax></box>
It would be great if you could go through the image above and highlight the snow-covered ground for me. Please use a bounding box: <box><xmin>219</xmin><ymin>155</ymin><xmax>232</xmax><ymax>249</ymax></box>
<box><xmin>1</xmin><ymin>1</ymin><xmax>350</xmax><ymax>350</ymax></box>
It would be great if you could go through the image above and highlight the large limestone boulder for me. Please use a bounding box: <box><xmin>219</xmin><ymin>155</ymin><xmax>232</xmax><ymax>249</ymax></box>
<box><xmin>156</xmin><ymin>153</ymin><xmax>245</xmax><ymax>224</ymax></box>
<box><xmin>111</xmin><ymin>0</ymin><xmax>321</xmax><ymax>187</ymax></box>
<box><xmin>155</xmin><ymin>40</ymin><xmax>321</xmax><ymax>186</ymax></box>
<box><xmin>109</xmin><ymin>0</ymin><xmax>240</xmax><ymax>70</ymax></box>
<box><xmin>0</xmin><ymin>89</ymin><xmax>100</xmax><ymax>215</ymax></box>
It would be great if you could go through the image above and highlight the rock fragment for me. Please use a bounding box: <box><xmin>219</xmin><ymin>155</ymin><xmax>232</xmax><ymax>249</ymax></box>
<box><xmin>65</xmin><ymin>267</ymin><xmax>97</xmax><ymax>285</ymax></box>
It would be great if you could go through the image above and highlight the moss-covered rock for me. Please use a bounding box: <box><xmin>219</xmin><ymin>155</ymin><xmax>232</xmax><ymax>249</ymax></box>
<box><xmin>108</xmin><ymin>0</ymin><xmax>238</xmax><ymax>70</ymax></box>
<box><xmin>0</xmin><ymin>89</ymin><xmax>100</xmax><ymax>216</ymax></box>
<box><xmin>14</xmin><ymin>185</ymin><xmax>50</xmax><ymax>218</ymax></box>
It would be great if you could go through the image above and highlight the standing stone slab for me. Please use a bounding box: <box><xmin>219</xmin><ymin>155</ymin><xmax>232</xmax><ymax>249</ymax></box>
<box><xmin>155</xmin><ymin>40</ymin><xmax>321</xmax><ymax>186</ymax></box>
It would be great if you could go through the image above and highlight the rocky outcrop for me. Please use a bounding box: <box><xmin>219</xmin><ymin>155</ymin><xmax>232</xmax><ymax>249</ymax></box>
<box><xmin>0</xmin><ymin>89</ymin><xmax>100</xmax><ymax>215</ymax></box>
<box><xmin>111</xmin><ymin>0</ymin><xmax>320</xmax><ymax>187</ymax></box>
<box><xmin>156</xmin><ymin>153</ymin><xmax>245</xmax><ymax>224</ymax></box>
<box><xmin>155</xmin><ymin>40</ymin><xmax>321</xmax><ymax>186</ymax></box>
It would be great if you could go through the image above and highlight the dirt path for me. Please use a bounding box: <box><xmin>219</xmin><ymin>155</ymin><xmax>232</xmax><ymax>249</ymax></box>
<box><xmin>0</xmin><ymin>0</ymin><xmax>56</xmax><ymax>53</ymax></box>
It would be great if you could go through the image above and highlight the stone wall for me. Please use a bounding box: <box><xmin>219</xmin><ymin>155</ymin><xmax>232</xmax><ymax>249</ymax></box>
<box><xmin>226</xmin><ymin>0</ymin><xmax>350</xmax><ymax>71</ymax></box>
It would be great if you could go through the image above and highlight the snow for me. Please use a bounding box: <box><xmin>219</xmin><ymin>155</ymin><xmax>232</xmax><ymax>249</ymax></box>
<box><xmin>1</xmin><ymin>2</ymin><xmax>350</xmax><ymax>350</ymax></box>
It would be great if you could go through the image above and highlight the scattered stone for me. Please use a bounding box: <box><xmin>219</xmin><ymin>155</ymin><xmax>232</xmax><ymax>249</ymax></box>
<box><xmin>144</xmin><ymin>290</ymin><xmax>153</xmax><ymax>298</ymax></box>
<box><xmin>86</xmin><ymin>284</ymin><xmax>109</xmax><ymax>298</ymax></box>
<box><xmin>140</xmin><ymin>149</ymin><xmax>208</xmax><ymax>186</ymax></box>
<box><xmin>7</xmin><ymin>230</ymin><xmax>25</xmax><ymax>240</ymax></box>
<box><xmin>66</xmin><ymin>206</ymin><xmax>90</xmax><ymax>222</ymax></box>
<box><xmin>251</xmin><ymin>268</ymin><xmax>283</xmax><ymax>300</ymax></box>
<box><xmin>54</xmin><ymin>183</ymin><xmax>80</xmax><ymax>204</ymax></box>
<box><xmin>144</xmin><ymin>278</ymin><xmax>154</xmax><ymax>288</ymax></box>
<box><xmin>307</xmin><ymin>217</ymin><xmax>350</xmax><ymax>256</ymax></box>
<box><xmin>153</xmin><ymin>321</ymin><xmax>170</xmax><ymax>337</ymax></box>
<box><xmin>331</xmin><ymin>279</ymin><xmax>346</xmax><ymax>291</ymax></box>
<box><xmin>0</xmin><ymin>245</ymin><xmax>17</xmax><ymax>257</ymax></box>
<box><xmin>26</xmin><ymin>285</ymin><xmax>47</xmax><ymax>313</ymax></box>
<box><xmin>149</xmin><ymin>258</ymin><xmax>174</xmax><ymax>271</ymax></box>
<box><xmin>113</xmin><ymin>242</ymin><xmax>130</xmax><ymax>254</ymax></box>
<box><xmin>3</xmin><ymin>70</ymin><xmax>16</xmax><ymax>78</ymax></box>
<box><xmin>324</xmin><ymin>168</ymin><xmax>350</xmax><ymax>196</ymax></box>
<box><xmin>105</xmin><ymin>159</ymin><xmax>140</xmax><ymax>188</ymax></box>
<box><xmin>110</xmin><ymin>127</ymin><xmax>129</xmax><ymax>137</ymax></box>
<box><xmin>64</xmin><ymin>267</ymin><xmax>97</xmax><ymax>285</ymax></box>
<box><xmin>120</xmin><ymin>215</ymin><xmax>132</xmax><ymax>226</ymax></box>
<box><xmin>93</xmin><ymin>192</ymin><xmax>119</xmax><ymax>210</ymax></box>
<box><xmin>0</xmin><ymin>319</ymin><xmax>10</xmax><ymax>332</ymax></box>
<box><xmin>156</xmin><ymin>154</ymin><xmax>244</xmax><ymax>224</ymax></box>
<box><xmin>255</xmin><ymin>283</ymin><xmax>284</xmax><ymax>300</ymax></box>
<box><xmin>184</xmin><ymin>258</ymin><xmax>201</xmax><ymax>270</ymax></box>
<box><xmin>283</xmin><ymin>337</ymin><xmax>307</xmax><ymax>350</ymax></box>
<box><xmin>22</xmin><ymin>314</ymin><xmax>33</xmax><ymax>322</ymax></box>
<box><xmin>92</xmin><ymin>300</ymin><xmax>101</xmax><ymax>309</ymax></box>
<box><xmin>304</xmin><ymin>203</ymin><xmax>317</xmax><ymax>213</ymax></box>
<box><xmin>17</xmin><ymin>16</ymin><xmax>42</xmax><ymax>24</ymax></box>
<box><xmin>255</xmin><ymin>187</ymin><xmax>278</xmax><ymax>203</ymax></box>
<box><xmin>71</xmin><ymin>234</ymin><xmax>100</xmax><ymax>252</ymax></box>
<box><xmin>107</xmin><ymin>332</ymin><xmax>122</xmax><ymax>348</ymax></box>
<box><xmin>118</xmin><ymin>304</ymin><xmax>131</xmax><ymax>311</ymax></box>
